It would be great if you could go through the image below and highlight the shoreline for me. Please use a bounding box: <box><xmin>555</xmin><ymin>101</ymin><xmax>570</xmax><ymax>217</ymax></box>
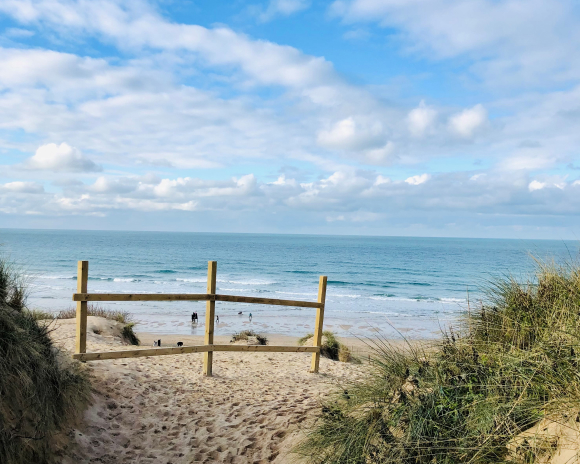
<box><xmin>135</xmin><ymin>330</ymin><xmax>418</xmax><ymax>358</ymax></box>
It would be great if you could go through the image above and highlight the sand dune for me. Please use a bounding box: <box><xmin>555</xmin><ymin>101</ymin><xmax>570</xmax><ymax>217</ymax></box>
<box><xmin>48</xmin><ymin>318</ymin><xmax>364</xmax><ymax>464</ymax></box>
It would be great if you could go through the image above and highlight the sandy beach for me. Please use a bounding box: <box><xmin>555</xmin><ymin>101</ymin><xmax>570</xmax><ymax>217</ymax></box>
<box><xmin>47</xmin><ymin>317</ymin><xmax>366</xmax><ymax>464</ymax></box>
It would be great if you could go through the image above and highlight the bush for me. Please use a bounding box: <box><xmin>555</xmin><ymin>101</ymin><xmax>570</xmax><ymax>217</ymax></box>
<box><xmin>299</xmin><ymin>331</ymin><xmax>351</xmax><ymax>362</ymax></box>
<box><xmin>231</xmin><ymin>330</ymin><xmax>268</xmax><ymax>345</ymax></box>
<box><xmin>0</xmin><ymin>258</ymin><xmax>91</xmax><ymax>464</ymax></box>
<box><xmin>121</xmin><ymin>322</ymin><xmax>140</xmax><ymax>346</ymax></box>
<box><xmin>296</xmin><ymin>261</ymin><xmax>580</xmax><ymax>463</ymax></box>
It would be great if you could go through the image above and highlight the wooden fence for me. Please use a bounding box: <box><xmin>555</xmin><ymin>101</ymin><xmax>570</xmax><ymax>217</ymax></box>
<box><xmin>72</xmin><ymin>261</ymin><xmax>327</xmax><ymax>375</ymax></box>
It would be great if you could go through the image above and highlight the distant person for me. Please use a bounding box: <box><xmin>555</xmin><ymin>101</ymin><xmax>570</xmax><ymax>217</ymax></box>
<box><xmin>216</xmin><ymin>315</ymin><xmax>219</xmax><ymax>324</ymax></box>
<box><xmin>153</xmin><ymin>340</ymin><xmax>158</xmax><ymax>347</ymax></box>
<box><xmin>191</xmin><ymin>312</ymin><xmax>195</xmax><ymax>323</ymax></box>
<box><xmin>249</xmin><ymin>313</ymin><xmax>252</xmax><ymax>322</ymax></box>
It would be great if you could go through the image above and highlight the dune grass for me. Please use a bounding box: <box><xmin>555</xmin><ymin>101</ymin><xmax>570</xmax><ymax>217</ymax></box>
<box><xmin>296</xmin><ymin>261</ymin><xmax>580</xmax><ymax>463</ymax></box>
<box><xmin>0</xmin><ymin>258</ymin><xmax>91</xmax><ymax>464</ymax></box>
<box><xmin>56</xmin><ymin>304</ymin><xmax>133</xmax><ymax>324</ymax></box>
<box><xmin>121</xmin><ymin>323</ymin><xmax>140</xmax><ymax>346</ymax></box>
<box><xmin>299</xmin><ymin>330</ymin><xmax>352</xmax><ymax>362</ymax></box>
<box><xmin>231</xmin><ymin>330</ymin><xmax>268</xmax><ymax>345</ymax></box>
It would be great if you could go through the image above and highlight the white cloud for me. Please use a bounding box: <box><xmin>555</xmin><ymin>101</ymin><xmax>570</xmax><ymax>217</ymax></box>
<box><xmin>449</xmin><ymin>104</ymin><xmax>487</xmax><ymax>138</ymax></box>
<box><xmin>329</xmin><ymin>0</ymin><xmax>580</xmax><ymax>88</ymax></box>
<box><xmin>528</xmin><ymin>178</ymin><xmax>566</xmax><ymax>191</ymax></box>
<box><xmin>257</xmin><ymin>0</ymin><xmax>310</xmax><ymax>22</ymax></box>
<box><xmin>1</xmin><ymin>181</ymin><xmax>44</xmax><ymax>193</ymax></box>
<box><xmin>4</xmin><ymin>27</ymin><xmax>34</xmax><ymax>38</ymax></box>
<box><xmin>405</xmin><ymin>173</ymin><xmax>431</xmax><ymax>185</ymax></box>
<box><xmin>498</xmin><ymin>147</ymin><xmax>558</xmax><ymax>172</ymax></box>
<box><xmin>317</xmin><ymin>117</ymin><xmax>385</xmax><ymax>151</ymax></box>
<box><xmin>407</xmin><ymin>100</ymin><xmax>437</xmax><ymax>137</ymax></box>
<box><xmin>26</xmin><ymin>143</ymin><xmax>101</xmax><ymax>172</ymax></box>
<box><xmin>0</xmin><ymin>0</ymin><xmax>336</xmax><ymax>90</ymax></box>
<box><xmin>365</xmin><ymin>141</ymin><xmax>395</xmax><ymax>165</ymax></box>
<box><xmin>528</xmin><ymin>180</ymin><xmax>546</xmax><ymax>191</ymax></box>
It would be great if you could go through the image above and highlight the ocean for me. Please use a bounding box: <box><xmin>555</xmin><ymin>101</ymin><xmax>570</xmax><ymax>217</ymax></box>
<box><xmin>1</xmin><ymin>229</ymin><xmax>577</xmax><ymax>339</ymax></box>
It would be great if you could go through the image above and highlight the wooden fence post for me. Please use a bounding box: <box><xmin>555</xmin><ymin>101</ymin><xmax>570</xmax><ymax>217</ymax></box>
<box><xmin>203</xmin><ymin>261</ymin><xmax>217</xmax><ymax>376</ymax></box>
<box><xmin>75</xmin><ymin>261</ymin><xmax>89</xmax><ymax>356</ymax></box>
<box><xmin>310</xmin><ymin>275</ymin><xmax>327</xmax><ymax>373</ymax></box>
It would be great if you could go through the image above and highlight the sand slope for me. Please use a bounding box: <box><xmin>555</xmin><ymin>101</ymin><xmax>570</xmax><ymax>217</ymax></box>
<box><xmin>47</xmin><ymin>318</ymin><xmax>363</xmax><ymax>464</ymax></box>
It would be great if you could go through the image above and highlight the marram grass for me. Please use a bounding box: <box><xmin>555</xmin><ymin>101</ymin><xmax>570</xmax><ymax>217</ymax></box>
<box><xmin>296</xmin><ymin>261</ymin><xmax>580</xmax><ymax>463</ymax></box>
<box><xmin>0</xmin><ymin>258</ymin><xmax>91</xmax><ymax>464</ymax></box>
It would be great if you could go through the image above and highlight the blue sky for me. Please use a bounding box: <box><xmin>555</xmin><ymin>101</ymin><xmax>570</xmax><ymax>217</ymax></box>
<box><xmin>0</xmin><ymin>0</ymin><xmax>579</xmax><ymax>238</ymax></box>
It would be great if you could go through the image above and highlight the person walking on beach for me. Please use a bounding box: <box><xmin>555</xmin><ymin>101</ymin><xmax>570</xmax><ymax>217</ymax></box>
<box><xmin>191</xmin><ymin>312</ymin><xmax>195</xmax><ymax>323</ymax></box>
<box><xmin>249</xmin><ymin>312</ymin><xmax>252</xmax><ymax>322</ymax></box>
<box><xmin>216</xmin><ymin>315</ymin><xmax>219</xmax><ymax>324</ymax></box>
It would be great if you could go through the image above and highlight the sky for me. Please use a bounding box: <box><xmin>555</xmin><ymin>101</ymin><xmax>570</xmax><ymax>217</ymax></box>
<box><xmin>0</xmin><ymin>0</ymin><xmax>579</xmax><ymax>239</ymax></box>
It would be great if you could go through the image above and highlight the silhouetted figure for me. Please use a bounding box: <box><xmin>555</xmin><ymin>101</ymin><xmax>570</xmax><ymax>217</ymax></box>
<box><xmin>216</xmin><ymin>315</ymin><xmax>219</xmax><ymax>323</ymax></box>
<box><xmin>177</xmin><ymin>342</ymin><xmax>183</xmax><ymax>347</ymax></box>
<box><xmin>249</xmin><ymin>313</ymin><xmax>252</xmax><ymax>322</ymax></box>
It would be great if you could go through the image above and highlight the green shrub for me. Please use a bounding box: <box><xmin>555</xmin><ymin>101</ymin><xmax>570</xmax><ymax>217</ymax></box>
<box><xmin>0</xmin><ymin>258</ymin><xmax>91</xmax><ymax>464</ymax></box>
<box><xmin>296</xmin><ymin>261</ymin><xmax>580</xmax><ymax>463</ymax></box>
<box><xmin>299</xmin><ymin>331</ymin><xmax>350</xmax><ymax>362</ymax></box>
<box><xmin>121</xmin><ymin>322</ymin><xmax>140</xmax><ymax>346</ymax></box>
<box><xmin>231</xmin><ymin>330</ymin><xmax>268</xmax><ymax>345</ymax></box>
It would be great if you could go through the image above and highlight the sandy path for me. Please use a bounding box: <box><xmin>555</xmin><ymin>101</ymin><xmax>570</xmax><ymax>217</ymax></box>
<box><xmin>48</xmin><ymin>318</ymin><xmax>364</xmax><ymax>464</ymax></box>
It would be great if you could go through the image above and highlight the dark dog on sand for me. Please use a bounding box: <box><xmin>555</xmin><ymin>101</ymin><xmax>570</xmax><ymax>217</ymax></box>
<box><xmin>177</xmin><ymin>342</ymin><xmax>183</xmax><ymax>347</ymax></box>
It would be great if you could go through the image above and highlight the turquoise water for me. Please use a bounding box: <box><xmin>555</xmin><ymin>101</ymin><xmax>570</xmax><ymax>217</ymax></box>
<box><xmin>1</xmin><ymin>229</ymin><xmax>577</xmax><ymax>338</ymax></box>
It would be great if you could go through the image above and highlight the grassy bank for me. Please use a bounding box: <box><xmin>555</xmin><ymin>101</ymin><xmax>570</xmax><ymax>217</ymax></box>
<box><xmin>0</xmin><ymin>259</ymin><xmax>91</xmax><ymax>464</ymax></box>
<box><xmin>297</xmin><ymin>262</ymin><xmax>580</xmax><ymax>463</ymax></box>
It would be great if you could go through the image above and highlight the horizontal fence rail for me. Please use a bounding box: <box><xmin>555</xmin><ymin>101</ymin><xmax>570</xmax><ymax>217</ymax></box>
<box><xmin>72</xmin><ymin>260</ymin><xmax>327</xmax><ymax>375</ymax></box>
<box><xmin>73</xmin><ymin>344</ymin><xmax>320</xmax><ymax>362</ymax></box>
<box><xmin>72</xmin><ymin>292</ymin><xmax>324</xmax><ymax>308</ymax></box>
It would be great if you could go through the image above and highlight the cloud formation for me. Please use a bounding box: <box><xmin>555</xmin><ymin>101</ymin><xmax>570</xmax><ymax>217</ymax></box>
<box><xmin>0</xmin><ymin>0</ymin><xmax>578</xmax><ymax>237</ymax></box>
<box><xmin>25</xmin><ymin>143</ymin><xmax>101</xmax><ymax>172</ymax></box>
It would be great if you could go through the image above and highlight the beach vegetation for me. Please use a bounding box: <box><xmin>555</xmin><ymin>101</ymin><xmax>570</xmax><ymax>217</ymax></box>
<box><xmin>24</xmin><ymin>308</ymin><xmax>56</xmax><ymax>320</ymax></box>
<box><xmin>297</xmin><ymin>261</ymin><xmax>580</xmax><ymax>463</ymax></box>
<box><xmin>231</xmin><ymin>330</ymin><xmax>268</xmax><ymax>345</ymax></box>
<box><xmin>57</xmin><ymin>304</ymin><xmax>133</xmax><ymax>324</ymax></box>
<box><xmin>121</xmin><ymin>322</ymin><xmax>140</xmax><ymax>345</ymax></box>
<box><xmin>0</xmin><ymin>257</ymin><xmax>91</xmax><ymax>464</ymax></box>
<box><xmin>299</xmin><ymin>331</ymin><xmax>352</xmax><ymax>362</ymax></box>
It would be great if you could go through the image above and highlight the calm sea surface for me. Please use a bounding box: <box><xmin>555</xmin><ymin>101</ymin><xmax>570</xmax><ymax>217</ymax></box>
<box><xmin>1</xmin><ymin>229</ymin><xmax>577</xmax><ymax>338</ymax></box>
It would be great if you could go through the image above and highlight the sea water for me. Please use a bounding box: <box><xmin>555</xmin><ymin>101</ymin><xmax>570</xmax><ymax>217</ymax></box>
<box><xmin>1</xmin><ymin>229</ymin><xmax>577</xmax><ymax>339</ymax></box>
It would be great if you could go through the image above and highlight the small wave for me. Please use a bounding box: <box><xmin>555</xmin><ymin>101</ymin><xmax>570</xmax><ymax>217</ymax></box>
<box><xmin>113</xmin><ymin>278</ymin><xmax>140</xmax><ymax>282</ymax></box>
<box><xmin>155</xmin><ymin>269</ymin><xmax>177</xmax><ymax>274</ymax></box>
<box><xmin>220</xmin><ymin>279</ymin><xmax>275</xmax><ymax>286</ymax></box>
<box><xmin>327</xmin><ymin>280</ymin><xmax>351</xmax><ymax>286</ymax></box>
<box><xmin>333</xmin><ymin>294</ymin><xmax>362</xmax><ymax>299</ymax></box>
<box><xmin>176</xmin><ymin>278</ymin><xmax>206</xmax><ymax>283</ymax></box>
<box><xmin>36</xmin><ymin>275</ymin><xmax>75</xmax><ymax>280</ymax></box>
<box><xmin>275</xmin><ymin>291</ymin><xmax>318</xmax><ymax>297</ymax></box>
